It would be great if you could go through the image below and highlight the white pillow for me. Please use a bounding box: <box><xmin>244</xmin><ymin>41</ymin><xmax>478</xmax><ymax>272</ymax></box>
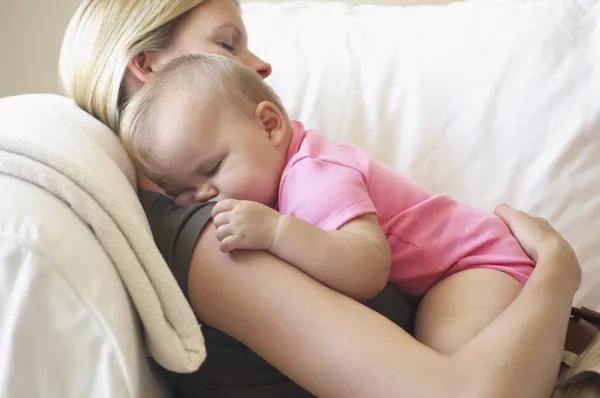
<box><xmin>243</xmin><ymin>0</ymin><xmax>600</xmax><ymax>309</ymax></box>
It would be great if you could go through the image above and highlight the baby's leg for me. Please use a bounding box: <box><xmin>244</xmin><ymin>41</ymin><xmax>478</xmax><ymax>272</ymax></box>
<box><xmin>414</xmin><ymin>268</ymin><xmax>522</xmax><ymax>354</ymax></box>
<box><xmin>386</xmin><ymin>194</ymin><xmax>533</xmax><ymax>353</ymax></box>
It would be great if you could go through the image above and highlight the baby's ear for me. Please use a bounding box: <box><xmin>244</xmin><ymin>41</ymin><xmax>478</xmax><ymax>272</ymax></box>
<box><xmin>254</xmin><ymin>101</ymin><xmax>287</xmax><ymax>146</ymax></box>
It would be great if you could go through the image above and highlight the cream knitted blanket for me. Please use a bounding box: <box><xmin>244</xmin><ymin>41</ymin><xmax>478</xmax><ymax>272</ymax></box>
<box><xmin>0</xmin><ymin>94</ymin><xmax>205</xmax><ymax>373</ymax></box>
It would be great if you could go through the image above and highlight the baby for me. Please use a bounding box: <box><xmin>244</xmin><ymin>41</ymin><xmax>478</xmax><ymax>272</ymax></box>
<box><xmin>120</xmin><ymin>54</ymin><xmax>534</xmax><ymax>300</ymax></box>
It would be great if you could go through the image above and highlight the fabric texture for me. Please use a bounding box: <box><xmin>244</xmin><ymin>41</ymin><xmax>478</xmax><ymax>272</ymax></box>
<box><xmin>279</xmin><ymin>122</ymin><xmax>535</xmax><ymax>297</ymax></box>
<box><xmin>0</xmin><ymin>94</ymin><xmax>205</xmax><ymax>373</ymax></box>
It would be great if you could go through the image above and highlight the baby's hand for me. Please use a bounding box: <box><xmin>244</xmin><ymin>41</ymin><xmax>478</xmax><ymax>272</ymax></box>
<box><xmin>211</xmin><ymin>199</ymin><xmax>281</xmax><ymax>252</ymax></box>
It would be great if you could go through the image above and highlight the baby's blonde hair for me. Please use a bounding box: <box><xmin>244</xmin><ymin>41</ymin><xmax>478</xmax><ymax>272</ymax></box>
<box><xmin>59</xmin><ymin>0</ymin><xmax>206</xmax><ymax>131</ymax></box>
<box><xmin>119</xmin><ymin>54</ymin><xmax>288</xmax><ymax>182</ymax></box>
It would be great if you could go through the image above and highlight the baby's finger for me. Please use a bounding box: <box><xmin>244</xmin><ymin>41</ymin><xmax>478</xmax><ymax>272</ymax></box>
<box><xmin>219</xmin><ymin>236</ymin><xmax>239</xmax><ymax>253</ymax></box>
<box><xmin>212</xmin><ymin>199</ymin><xmax>237</xmax><ymax>217</ymax></box>
<box><xmin>213</xmin><ymin>211</ymin><xmax>230</xmax><ymax>228</ymax></box>
<box><xmin>214</xmin><ymin>224</ymin><xmax>234</xmax><ymax>242</ymax></box>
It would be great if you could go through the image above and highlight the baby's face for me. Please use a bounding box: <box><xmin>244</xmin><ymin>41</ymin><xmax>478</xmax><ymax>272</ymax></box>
<box><xmin>149</xmin><ymin>99</ymin><xmax>288</xmax><ymax>207</ymax></box>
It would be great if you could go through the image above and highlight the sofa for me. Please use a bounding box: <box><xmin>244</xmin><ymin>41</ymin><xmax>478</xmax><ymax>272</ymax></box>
<box><xmin>1</xmin><ymin>0</ymin><xmax>599</xmax><ymax>396</ymax></box>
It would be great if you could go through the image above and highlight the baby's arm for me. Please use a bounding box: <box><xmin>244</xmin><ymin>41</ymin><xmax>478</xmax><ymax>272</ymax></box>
<box><xmin>271</xmin><ymin>211</ymin><xmax>390</xmax><ymax>300</ymax></box>
<box><xmin>212</xmin><ymin>199</ymin><xmax>390</xmax><ymax>301</ymax></box>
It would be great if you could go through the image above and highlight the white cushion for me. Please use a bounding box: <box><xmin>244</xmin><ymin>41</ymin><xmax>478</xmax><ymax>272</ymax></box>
<box><xmin>243</xmin><ymin>0</ymin><xmax>600</xmax><ymax>309</ymax></box>
<box><xmin>0</xmin><ymin>174</ymin><xmax>170</xmax><ymax>398</ymax></box>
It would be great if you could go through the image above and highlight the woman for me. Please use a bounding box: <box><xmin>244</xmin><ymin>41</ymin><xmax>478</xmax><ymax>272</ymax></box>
<box><xmin>59</xmin><ymin>0</ymin><xmax>581</xmax><ymax>397</ymax></box>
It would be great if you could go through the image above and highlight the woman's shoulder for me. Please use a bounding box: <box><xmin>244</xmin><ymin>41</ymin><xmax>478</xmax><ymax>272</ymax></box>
<box><xmin>139</xmin><ymin>191</ymin><xmax>215</xmax><ymax>237</ymax></box>
<box><xmin>139</xmin><ymin>190</ymin><xmax>215</xmax><ymax>295</ymax></box>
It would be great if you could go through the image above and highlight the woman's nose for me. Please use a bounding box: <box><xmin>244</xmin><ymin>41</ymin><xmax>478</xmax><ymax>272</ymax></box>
<box><xmin>245</xmin><ymin>51</ymin><xmax>272</xmax><ymax>79</ymax></box>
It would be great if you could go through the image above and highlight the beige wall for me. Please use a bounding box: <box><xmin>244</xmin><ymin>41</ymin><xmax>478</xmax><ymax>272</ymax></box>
<box><xmin>0</xmin><ymin>0</ymin><xmax>82</xmax><ymax>97</ymax></box>
<box><xmin>0</xmin><ymin>0</ymin><xmax>457</xmax><ymax>98</ymax></box>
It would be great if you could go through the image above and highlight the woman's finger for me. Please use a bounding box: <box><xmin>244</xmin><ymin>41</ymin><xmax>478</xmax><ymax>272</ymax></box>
<box><xmin>494</xmin><ymin>203</ymin><xmax>573</xmax><ymax>266</ymax></box>
<box><xmin>494</xmin><ymin>203</ymin><xmax>544</xmax><ymax>260</ymax></box>
<box><xmin>494</xmin><ymin>203</ymin><xmax>527</xmax><ymax>226</ymax></box>
<box><xmin>493</xmin><ymin>203</ymin><xmax>537</xmax><ymax>239</ymax></box>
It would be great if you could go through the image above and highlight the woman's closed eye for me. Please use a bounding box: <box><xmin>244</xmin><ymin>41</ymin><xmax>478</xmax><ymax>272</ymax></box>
<box><xmin>215</xmin><ymin>33</ymin><xmax>239</xmax><ymax>55</ymax></box>
<box><xmin>212</xmin><ymin>25</ymin><xmax>242</xmax><ymax>56</ymax></box>
<box><xmin>218</xmin><ymin>41</ymin><xmax>236</xmax><ymax>54</ymax></box>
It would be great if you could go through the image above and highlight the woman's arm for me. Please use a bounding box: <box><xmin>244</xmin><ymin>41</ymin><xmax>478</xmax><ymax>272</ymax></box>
<box><xmin>188</xmin><ymin>221</ymin><xmax>449</xmax><ymax>398</ymax></box>
<box><xmin>186</xmin><ymin>205</ymin><xmax>580</xmax><ymax>398</ymax></box>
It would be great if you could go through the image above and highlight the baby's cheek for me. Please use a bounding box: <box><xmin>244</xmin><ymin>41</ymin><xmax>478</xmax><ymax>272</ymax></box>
<box><xmin>228</xmin><ymin>173</ymin><xmax>263</xmax><ymax>201</ymax></box>
<box><xmin>174</xmin><ymin>191</ymin><xmax>195</xmax><ymax>207</ymax></box>
<box><xmin>234</xmin><ymin>176</ymin><xmax>258</xmax><ymax>198</ymax></box>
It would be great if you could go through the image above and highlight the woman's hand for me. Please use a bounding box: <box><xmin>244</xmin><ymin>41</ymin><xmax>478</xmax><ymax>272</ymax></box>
<box><xmin>494</xmin><ymin>204</ymin><xmax>581</xmax><ymax>294</ymax></box>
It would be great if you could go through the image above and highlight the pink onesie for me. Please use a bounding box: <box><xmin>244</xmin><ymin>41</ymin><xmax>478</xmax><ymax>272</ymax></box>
<box><xmin>277</xmin><ymin>121</ymin><xmax>534</xmax><ymax>298</ymax></box>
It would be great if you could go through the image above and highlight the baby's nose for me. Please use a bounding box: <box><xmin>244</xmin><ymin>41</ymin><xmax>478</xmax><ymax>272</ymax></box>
<box><xmin>194</xmin><ymin>187</ymin><xmax>218</xmax><ymax>203</ymax></box>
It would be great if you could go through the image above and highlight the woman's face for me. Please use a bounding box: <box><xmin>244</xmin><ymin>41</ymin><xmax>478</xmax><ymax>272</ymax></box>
<box><xmin>167</xmin><ymin>0</ymin><xmax>272</xmax><ymax>78</ymax></box>
<box><xmin>124</xmin><ymin>0</ymin><xmax>271</xmax><ymax>100</ymax></box>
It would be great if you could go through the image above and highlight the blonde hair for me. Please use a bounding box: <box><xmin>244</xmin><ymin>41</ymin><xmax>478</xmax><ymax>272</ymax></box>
<box><xmin>119</xmin><ymin>54</ymin><xmax>288</xmax><ymax>182</ymax></box>
<box><xmin>59</xmin><ymin>0</ymin><xmax>206</xmax><ymax>131</ymax></box>
<box><xmin>554</xmin><ymin>335</ymin><xmax>600</xmax><ymax>398</ymax></box>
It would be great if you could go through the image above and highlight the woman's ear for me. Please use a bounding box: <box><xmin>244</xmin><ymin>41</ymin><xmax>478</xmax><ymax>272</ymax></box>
<box><xmin>254</xmin><ymin>101</ymin><xmax>288</xmax><ymax>146</ymax></box>
<box><xmin>127</xmin><ymin>51</ymin><xmax>163</xmax><ymax>85</ymax></box>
